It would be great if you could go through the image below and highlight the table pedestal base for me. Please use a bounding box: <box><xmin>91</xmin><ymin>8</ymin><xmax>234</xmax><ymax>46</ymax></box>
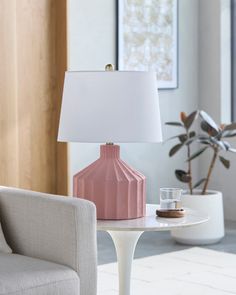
<box><xmin>108</xmin><ymin>231</ymin><xmax>143</xmax><ymax>295</ymax></box>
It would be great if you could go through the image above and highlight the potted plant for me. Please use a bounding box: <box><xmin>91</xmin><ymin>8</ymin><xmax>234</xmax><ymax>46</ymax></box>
<box><xmin>166</xmin><ymin>110</ymin><xmax>236</xmax><ymax>245</ymax></box>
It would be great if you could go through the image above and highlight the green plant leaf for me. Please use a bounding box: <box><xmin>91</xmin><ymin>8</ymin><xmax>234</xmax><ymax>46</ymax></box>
<box><xmin>179</xmin><ymin>134</ymin><xmax>187</xmax><ymax>143</ymax></box>
<box><xmin>187</xmin><ymin>146</ymin><xmax>208</xmax><ymax>161</ymax></box>
<box><xmin>165</xmin><ymin>134</ymin><xmax>183</xmax><ymax>142</ymax></box>
<box><xmin>229</xmin><ymin>148</ymin><xmax>236</xmax><ymax>153</ymax></box>
<box><xmin>222</xmin><ymin>130</ymin><xmax>236</xmax><ymax>138</ymax></box>
<box><xmin>166</xmin><ymin>133</ymin><xmax>189</xmax><ymax>144</ymax></box>
<box><xmin>197</xmin><ymin>135</ymin><xmax>211</xmax><ymax>145</ymax></box>
<box><xmin>193</xmin><ymin>178</ymin><xmax>207</xmax><ymax>189</ymax></box>
<box><xmin>224</xmin><ymin>122</ymin><xmax>236</xmax><ymax>131</ymax></box>
<box><xmin>184</xmin><ymin>136</ymin><xmax>197</xmax><ymax>146</ymax></box>
<box><xmin>199</xmin><ymin>140</ymin><xmax>211</xmax><ymax>145</ymax></box>
<box><xmin>189</xmin><ymin>131</ymin><xmax>196</xmax><ymax>138</ymax></box>
<box><xmin>200</xmin><ymin>121</ymin><xmax>219</xmax><ymax>136</ymax></box>
<box><xmin>222</xmin><ymin>141</ymin><xmax>231</xmax><ymax>150</ymax></box>
<box><xmin>175</xmin><ymin>170</ymin><xmax>191</xmax><ymax>183</ymax></box>
<box><xmin>210</xmin><ymin>138</ymin><xmax>227</xmax><ymax>150</ymax></box>
<box><xmin>200</xmin><ymin>111</ymin><xmax>219</xmax><ymax>132</ymax></box>
<box><xmin>182</xmin><ymin>131</ymin><xmax>196</xmax><ymax>145</ymax></box>
<box><xmin>165</xmin><ymin>122</ymin><xmax>183</xmax><ymax>127</ymax></box>
<box><xmin>184</xmin><ymin>111</ymin><xmax>198</xmax><ymax>129</ymax></box>
<box><xmin>198</xmin><ymin>135</ymin><xmax>210</xmax><ymax>140</ymax></box>
<box><xmin>169</xmin><ymin>143</ymin><xmax>184</xmax><ymax>157</ymax></box>
<box><xmin>219</xmin><ymin>156</ymin><xmax>230</xmax><ymax>169</ymax></box>
<box><xmin>198</xmin><ymin>135</ymin><xmax>224</xmax><ymax>149</ymax></box>
<box><xmin>201</xmin><ymin>121</ymin><xmax>210</xmax><ymax>133</ymax></box>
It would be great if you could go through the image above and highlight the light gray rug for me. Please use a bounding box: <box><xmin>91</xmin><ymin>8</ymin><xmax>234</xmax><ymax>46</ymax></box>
<box><xmin>98</xmin><ymin>247</ymin><xmax>236</xmax><ymax>295</ymax></box>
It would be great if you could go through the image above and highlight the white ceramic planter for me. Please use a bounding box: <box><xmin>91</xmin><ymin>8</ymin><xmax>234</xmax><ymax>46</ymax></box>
<box><xmin>171</xmin><ymin>190</ymin><xmax>224</xmax><ymax>245</ymax></box>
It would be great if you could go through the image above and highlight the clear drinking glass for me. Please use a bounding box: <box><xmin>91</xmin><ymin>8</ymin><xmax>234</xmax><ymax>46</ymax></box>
<box><xmin>160</xmin><ymin>188</ymin><xmax>182</xmax><ymax>210</ymax></box>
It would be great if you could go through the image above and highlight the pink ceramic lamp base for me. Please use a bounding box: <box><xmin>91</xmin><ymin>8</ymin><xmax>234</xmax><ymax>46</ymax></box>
<box><xmin>73</xmin><ymin>144</ymin><xmax>146</xmax><ymax>220</ymax></box>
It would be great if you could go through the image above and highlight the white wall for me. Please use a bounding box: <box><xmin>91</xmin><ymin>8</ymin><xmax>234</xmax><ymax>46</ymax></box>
<box><xmin>67</xmin><ymin>0</ymin><xmax>200</xmax><ymax>204</ymax></box>
<box><xmin>199</xmin><ymin>0</ymin><xmax>236</xmax><ymax>221</ymax></box>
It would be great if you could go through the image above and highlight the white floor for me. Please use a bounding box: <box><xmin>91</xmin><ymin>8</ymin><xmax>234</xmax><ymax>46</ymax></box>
<box><xmin>98</xmin><ymin>247</ymin><xmax>236</xmax><ymax>295</ymax></box>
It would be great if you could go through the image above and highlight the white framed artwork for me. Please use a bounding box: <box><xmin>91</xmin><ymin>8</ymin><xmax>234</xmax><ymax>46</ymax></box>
<box><xmin>117</xmin><ymin>0</ymin><xmax>178</xmax><ymax>89</ymax></box>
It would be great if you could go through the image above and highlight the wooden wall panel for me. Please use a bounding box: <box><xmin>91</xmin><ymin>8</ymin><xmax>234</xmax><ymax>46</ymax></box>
<box><xmin>0</xmin><ymin>0</ymin><xmax>19</xmax><ymax>186</ymax></box>
<box><xmin>0</xmin><ymin>0</ymin><xmax>68</xmax><ymax>194</ymax></box>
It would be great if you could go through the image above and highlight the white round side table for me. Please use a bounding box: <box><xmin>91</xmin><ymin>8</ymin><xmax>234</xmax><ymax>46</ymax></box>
<box><xmin>97</xmin><ymin>204</ymin><xmax>208</xmax><ymax>295</ymax></box>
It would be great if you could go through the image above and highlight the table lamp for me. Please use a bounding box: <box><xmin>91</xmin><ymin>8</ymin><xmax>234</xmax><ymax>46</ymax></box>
<box><xmin>58</xmin><ymin>64</ymin><xmax>162</xmax><ymax>220</ymax></box>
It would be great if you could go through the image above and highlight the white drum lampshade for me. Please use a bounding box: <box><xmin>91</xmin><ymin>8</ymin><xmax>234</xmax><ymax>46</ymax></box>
<box><xmin>58</xmin><ymin>69</ymin><xmax>162</xmax><ymax>220</ymax></box>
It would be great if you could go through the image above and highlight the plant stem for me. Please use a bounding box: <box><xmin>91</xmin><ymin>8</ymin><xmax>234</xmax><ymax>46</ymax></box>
<box><xmin>187</xmin><ymin>144</ymin><xmax>193</xmax><ymax>194</ymax></box>
<box><xmin>202</xmin><ymin>148</ymin><xmax>218</xmax><ymax>195</ymax></box>
<box><xmin>187</xmin><ymin>130</ymin><xmax>193</xmax><ymax>194</ymax></box>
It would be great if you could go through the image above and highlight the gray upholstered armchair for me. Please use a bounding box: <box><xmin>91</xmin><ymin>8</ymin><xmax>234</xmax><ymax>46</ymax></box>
<box><xmin>0</xmin><ymin>186</ymin><xmax>97</xmax><ymax>295</ymax></box>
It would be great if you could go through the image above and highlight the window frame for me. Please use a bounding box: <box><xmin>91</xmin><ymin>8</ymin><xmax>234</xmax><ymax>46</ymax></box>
<box><xmin>231</xmin><ymin>0</ymin><xmax>236</xmax><ymax>121</ymax></box>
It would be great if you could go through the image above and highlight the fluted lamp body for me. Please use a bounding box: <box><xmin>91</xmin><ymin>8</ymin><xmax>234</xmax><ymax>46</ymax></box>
<box><xmin>73</xmin><ymin>144</ymin><xmax>145</xmax><ymax>219</ymax></box>
<box><xmin>58</xmin><ymin>70</ymin><xmax>162</xmax><ymax>220</ymax></box>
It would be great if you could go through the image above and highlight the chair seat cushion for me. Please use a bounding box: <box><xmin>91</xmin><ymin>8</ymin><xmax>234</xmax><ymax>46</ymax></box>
<box><xmin>0</xmin><ymin>253</ymin><xmax>80</xmax><ymax>295</ymax></box>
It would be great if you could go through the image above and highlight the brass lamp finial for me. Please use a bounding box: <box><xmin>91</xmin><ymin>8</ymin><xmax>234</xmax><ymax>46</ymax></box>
<box><xmin>105</xmin><ymin>64</ymin><xmax>115</xmax><ymax>71</ymax></box>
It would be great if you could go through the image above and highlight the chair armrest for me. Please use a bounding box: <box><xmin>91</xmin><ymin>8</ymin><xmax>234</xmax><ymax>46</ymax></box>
<box><xmin>0</xmin><ymin>186</ymin><xmax>97</xmax><ymax>295</ymax></box>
